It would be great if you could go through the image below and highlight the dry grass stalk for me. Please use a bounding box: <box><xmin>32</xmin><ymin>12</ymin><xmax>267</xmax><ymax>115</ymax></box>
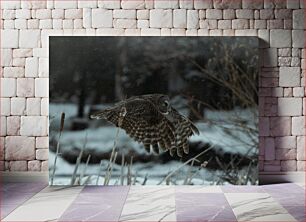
<box><xmin>159</xmin><ymin>145</ymin><xmax>214</xmax><ymax>185</ymax></box>
<box><xmin>120</xmin><ymin>153</ymin><xmax>125</xmax><ymax>185</ymax></box>
<box><xmin>80</xmin><ymin>154</ymin><xmax>91</xmax><ymax>185</ymax></box>
<box><xmin>142</xmin><ymin>174</ymin><xmax>148</xmax><ymax>185</ymax></box>
<box><xmin>127</xmin><ymin>156</ymin><xmax>133</xmax><ymax>185</ymax></box>
<box><xmin>104</xmin><ymin>150</ymin><xmax>118</xmax><ymax>185</ymax></box>
<box><xmin>96</xmin><ymin>160</ymin><xmax>104</xmax><ymax>185</ymax></box>
<box><xmin>70</xmin><ymin>132</ymin><xmax>87</xmax><ymax>185</ymax></box>
<box><xmin>50</xmin><ymin>112</ymin><xmax>65</xmax><ymax>185</ymax></box>
<box><xmin>183</xmin><ymin>159</ymin><xmax>195</xmax><ymax>185</ymax></box>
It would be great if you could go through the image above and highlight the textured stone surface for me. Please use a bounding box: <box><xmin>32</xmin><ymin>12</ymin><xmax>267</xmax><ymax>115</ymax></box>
<box><xmin>17</xmin><ymin>78</ymin><xmax>34</xmax><ymax>97</ymax></box>
<box><xmin>26</xmin><ymin>98</ymin><xmax>41</xmax><ymax>116</ymax></box>
<box><xmin>20</xmin><ymin>116</ymin><xmax>48</xmax><ymax>136</ymax></box>
<box><xmin>54</xmin><ymin>1</ymin><xmax>77</xmax><ymax>9</ymax></box>
<box><xmin>263</xmin><ymin>48</ymin><xmax>277</xmax><ymax>67</ymax></box>
<box><xmin>41</xmin><ymin>160</ymin><xmax>48</xmax><ymax>171</ymax></box>
<box><xmin>279</xmin><ymin>67</ymin><xmax>301</xmax><ymax>87</ymax></box>
<box><xmin>114</xmin><ymin>9</ymin><xmax>136</xmax><ymax>18</ymax></box>
<box><xmin>154</xmin><ymin>0</ymin><xmax>178</xmax><ymax>9</ymax></box>
<box><xmin>35</xmin><ymin>9</ymin><xmax>51</xmax><ymax>19</ymax></box>
<box><xmin>0</xmin><ymin>98</ymin><xmax>10</xmax><ymax>116</ymax></box>
<box><xmin>2</xmin><ymin>49</ymin><xmax>13</xmax><ymax>67</ymax></box>
<box><xmin>242</xmin><ymin>0</ymin><xmax>263</xmax><ymax>9</ymax></box>
<box><xmin>121</xmin><ymin>0</ymin><xmax>145</xmax><ymax>9</ymax></box>
<box><xmin>270</xmin><ymin>117</ymin><xmax>291</xmax><ymax>136</ymax></box>
<box><xmin>36</xmin><ymin>149</ymin><xmax>48</xmax><ymax>160</ymax></box>
<box><xmin>38</xmin><ymin>58</ymin><xmax>48</xmax><ymax>77</ymax></box>
<box><xmin>1</xmin><ymin>30</ymin><xmax>19</xmax><ymax>48</ymax></box>
<box><xmin>292</xmin><ymin>116</ymin><xmax>305</xmax><ymax>135</ymax></box>
<box><xmin>28</xmin><ymin>160</ymin><xmax>41</xmax><ymax>171</ymax></box>
<box><xmin>3</xmin><ymin>67</ymin><xmax>24</xmax><ymax>78</ymax></box>
<box><xmin>5</xmin><ymin>136</ymin><xmax>35</xmax><ymax>160</ymax></box>
<box><xmin>92</xmin><ymin>9</ymin><xmax>113</xmax><ymax>28</ymax></box>
<box><xmin>275</xmin><ymin>149</ymin><xmax>296</xmax><ymax>160</ymax></box>
<box><xmin>9</xmin><ymin>161</ymin><xmax>27</xmax><ymax>171</ymax></box>
<box><xmin>1</xmin><ymin>78</ymin><xmax>16</xmax><ymax>97</ymax></box>
<box><xmin>36</xmin><ymin>137</ymin><xmax>48</xmax><ymax>149</ymax></box>
<box><xmin>25</xmin><ymin>57</ymin><xmax>38</xmax><ymax>77</ymax></box>
<box><xmin>293</xmin><ymin>9</ymin><xmax>305</xmax><ymax>29</ymax></box>
<box><xmin>1</xmin><ymin>117</ymin><xmax>7</xmax><ymax>137</ymax></box>
<box><xmin>281</xmin><ymin>160</ymin><xmax>297</xmax><ymax>171</ymax></box>
<box><xmin>275</xmin><ymin>136</ymin><xmax>297</xmax><ymax>149</ymax></box>
<box><xmin>41</xmin><ymin>98</ymin><xmax>49</xmax><ymax>116</ymax></box>
<box><xmin>187</xmin><ymin>10</ymin><xmax>199</xmax><ymax>29</ymax></box>
<box><xmin>264</xmin><ymin>137</ymin><xmax>275</xmax><ymax>160</ymax></box>
<box><xmin>292</xmin><ymin>30</ymin><xmax>305</xmax><ymax>48</ymax></box>
<box><xmin>173</xmin><ymin>9</ymin><xmax>186</xmax><ymax>28</ymax></box>
<box><xmin>19</xmin><ymin>30</ymin><xmax>41</xmax><ymax>48</ymax></box>
<box><xmin>214</xmin><ymin>0</ymin><xmax>241</xmax><ymax>9</ymax></box>
<box><xmin>7</xmin><ymin>116</ymin><xmax>21</xmax><ymax>136</ymax></box>
<box><xmin>150</xmin><ymin>9</ymin><xmax>172</xmax><ymax>28</ymax></box>
<box><xmin>35</xmin><ymin>78</ymin><xmax>48</xmax><ymax>97</ymax></box>
<box><xmin>206</xmin><ymin>9</ymin><xmax>222</xmax><ymax>19</ymax></box>
<box><xmin>270</xmin><ymin>29</ymin><xmax>292</xmax><ymax>48</ymax></box>
<box><xmin>11</xmin><ymin>98</ymin><xmax>26</xmax><ymax>115</ymax></box>
<box><xmin>297</xmin><ymin>136</ymin><xmax>305</xmax><ymax>161</ymax></box>
<box><xmin>297</xmin><ymin>161</ymin><xmax>305</xmax><ymax>171</ymax></box>
<box><xmin>0</xmin><ymin>0</ymin><xmax>305</xmax><ymax>173</ymax></box>
<box><xmin>98</xmin><ymin>0</ymin><xmax>120</xmax><ymax>9</ymax></box>
<box><xmin>278</xmin><ymin>98</ymin><xmax>302</xmax><ymax>116</ymax></box>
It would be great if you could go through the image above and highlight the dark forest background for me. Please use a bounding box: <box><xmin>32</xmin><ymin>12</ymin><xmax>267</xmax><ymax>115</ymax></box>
<box><xmin>50</xmin><ymin>37</ymin><xmax>258</xmax><ymax>121</ymax></box>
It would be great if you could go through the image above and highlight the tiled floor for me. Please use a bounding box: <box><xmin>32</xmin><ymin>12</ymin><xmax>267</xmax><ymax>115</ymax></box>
<box><xmin>0</xmin><ymin>182</ymin><xmax>304</xmax><ymax>222</ymax></box>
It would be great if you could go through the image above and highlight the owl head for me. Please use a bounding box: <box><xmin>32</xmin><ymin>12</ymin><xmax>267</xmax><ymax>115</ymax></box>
<box><xmin>155</xmin><ymin>94</ymin><xmax>171</xmax><ymax>114</ymax></box>
<box><xmin>140</xmin><ymin>94</ymin><xmax>171</xmax><ymax>115</ymax></box>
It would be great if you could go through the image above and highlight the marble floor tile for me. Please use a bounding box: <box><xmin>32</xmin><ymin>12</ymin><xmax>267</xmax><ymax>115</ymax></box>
<box><xmin>225</xmin><ymin>193</ymin><xmax>297</xmax><ymax>221</ymax></box>
<box><xmin>270</xmin><ymin>192</ymin><xmax>305</xmax><ymax>206</ymax></box>
<box><xmin>0</xmin><ymin>182</ymin><xmax>47</xmax><ymax>219</ymax></box>
<box><xmin>221</xmin><ymin>185</ymin><xmax>265</xmax><ymax>193</ymax></box>
<box><xmin>262</xmin><ymin>183</ymin><xmax>304</xmax><ymax>193</ymax></box>
<box><xmin>119</xmin><ymin>186</ymin><xmax>176</xmax><ymax>222</ymax></box>
<box><xmin>1</xmin><ymin>182</ymin><xmax>47</xmax><ymax>193</ymax></box>
<box><xmin>176</xmin><ymin>193</ymin><xmax>236</xmax><ymax>222</ymax></box>
<box><xmin>282</xmin><ymin>205</ymin><xmax>305</xmax><ymax>222</ymax></box>
<box><xmin>3</xmin><ymin>186</ymin><xmax>83</xmax><ymax>221</ymax></box>
<box><xmin>1</xmin><ymin>205</ymin><xmax>18</xmax><ymax>219</ymax></box>
<box><xmin>295</xmin><ymin>183</ymin><xmax>305</xmax><ymax>188</ymax></box>
<box><xmin>59</xmin><ymin>186</ymin><xmax>130</xmax><ymax>221</ymax></box>
<box><xmin>176</xmin><ymin>185</ymin><xmax>222</xmax><ymax>193</ymax></box>
<box><xmin>81</xmin><ymin>185</ymin><xmax>129</xmax><ymax>193</ymax></box>
<box><xmin>1</xmin><ymin>193</ymin><xmax>34</xmax><ymax>205</ymax></box>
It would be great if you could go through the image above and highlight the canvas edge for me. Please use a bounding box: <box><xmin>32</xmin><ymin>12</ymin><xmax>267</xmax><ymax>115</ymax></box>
<box><xmin>0</xmin><ymin>172</ymin><xmax>304</xmax><ymax>185</ymax></box>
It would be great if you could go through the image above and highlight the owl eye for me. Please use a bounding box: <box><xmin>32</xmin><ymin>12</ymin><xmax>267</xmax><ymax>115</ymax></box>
<box><xmin>164</xmin><ymin>101</ymin><xmax>169</xmax><ymax>107</ymax></box>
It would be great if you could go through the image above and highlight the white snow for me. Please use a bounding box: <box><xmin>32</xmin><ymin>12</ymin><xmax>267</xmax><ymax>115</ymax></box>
<box><xmin>49</xmin><ymin>103</ymin><xmax>258</xmax><ymax>185</ymax></box>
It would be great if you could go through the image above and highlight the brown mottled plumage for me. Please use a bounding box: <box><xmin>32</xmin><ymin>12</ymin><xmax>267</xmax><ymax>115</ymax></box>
<box><xmin>90</xmin><ymin>94</ymin><xmax>199</xmax><ymax>157</ymax></box>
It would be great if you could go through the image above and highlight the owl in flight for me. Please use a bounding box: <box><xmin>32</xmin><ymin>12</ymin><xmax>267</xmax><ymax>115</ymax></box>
<box><xmin>90</xmin><ymin>94</ymin><xmax>199</xmax><ymax>157</ymax></box>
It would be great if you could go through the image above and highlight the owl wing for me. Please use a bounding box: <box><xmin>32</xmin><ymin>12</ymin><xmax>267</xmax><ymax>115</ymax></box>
<box><xmin>90</xmin><ymin>99</ymin><xmax>177</xmax><ymax>155</ymax></box>
<box><xmin>169</xmin><ymin>108</ymin><xmax>200</xmax><ymax>157</ymax></box>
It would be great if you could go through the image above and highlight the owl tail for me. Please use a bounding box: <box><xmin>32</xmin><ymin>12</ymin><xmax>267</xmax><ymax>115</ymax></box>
<box><xmin>190</xmin><ymin>122</ymin><xmax>200</xmax><ymax>135</ymax></box>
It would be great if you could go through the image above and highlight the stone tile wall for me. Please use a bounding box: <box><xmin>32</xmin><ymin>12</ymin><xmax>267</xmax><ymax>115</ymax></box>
<box><xmin>0</xmin><ymin>0</ymin><xmax>305</xmax><ymax>172</ymax></box>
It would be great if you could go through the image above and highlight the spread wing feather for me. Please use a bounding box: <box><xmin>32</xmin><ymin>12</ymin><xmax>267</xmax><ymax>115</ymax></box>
<box><xmin>91</xmin><ymin>97</ymin><xmax>199</xmax><ymax>157</ymax></box>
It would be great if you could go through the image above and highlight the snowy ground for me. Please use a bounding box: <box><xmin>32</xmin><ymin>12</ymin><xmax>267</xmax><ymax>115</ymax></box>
<box><xmin>49</xmin><ymin>102</ymin><xmax>258</xmax><ymax>185</ymax></box>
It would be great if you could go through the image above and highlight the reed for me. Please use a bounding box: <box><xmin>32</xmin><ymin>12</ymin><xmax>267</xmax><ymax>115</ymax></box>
<box><xmin>80</xmin><ymin>154</ymin><xmax>91</xmax><ymax>185</ymax></box>
<box><xmin>70</xmin><ymin>132</ymin><xmax>88</xmax><ymax>185</ymax></box>
<box><xmin>96</xmin><ymin>160</ymin><xmax>104</xmax><ymax>185</ymax></box>
<box><xmin>50</xmin><ymin>112</ymin><xmax>65</xmax><ymax>185</ymax></box>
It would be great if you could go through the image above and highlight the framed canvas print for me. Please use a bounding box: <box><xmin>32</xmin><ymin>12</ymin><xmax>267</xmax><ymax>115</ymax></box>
<box><xmin>49</xmin><ymin>37</ymin><xmax>259</xmax><ymax>186</ymax></box>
